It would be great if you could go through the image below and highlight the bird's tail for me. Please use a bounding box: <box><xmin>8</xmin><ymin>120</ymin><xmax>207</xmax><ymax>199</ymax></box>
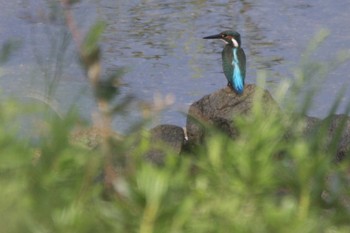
<box><xmin>232</xmin><ymin>71</ymin><xmax>244</xmax><ymax>94</ymax></box>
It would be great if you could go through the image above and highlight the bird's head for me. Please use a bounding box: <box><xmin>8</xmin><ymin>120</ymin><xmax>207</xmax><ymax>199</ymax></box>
<box><xmin>203</xmin><ymin>30</ymin><xmax>241</xmax><ymax>48</ymax></box>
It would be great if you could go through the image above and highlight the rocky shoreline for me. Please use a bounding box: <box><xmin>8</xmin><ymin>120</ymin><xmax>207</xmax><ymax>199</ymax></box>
<box><xmin>148</xmin><ymin>84</ymin><xmax>350</xmax><ymax>163</ymax></box>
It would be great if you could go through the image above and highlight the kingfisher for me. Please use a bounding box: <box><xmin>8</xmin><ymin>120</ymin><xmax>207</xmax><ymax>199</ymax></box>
<box><xmin>203</xmin><ymin>30</ymin><xmax>246</xmax><ymax>94</ymax></box>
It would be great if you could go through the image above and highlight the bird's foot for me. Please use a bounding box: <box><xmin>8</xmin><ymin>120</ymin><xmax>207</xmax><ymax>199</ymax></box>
<box><xmin>227</xmin><ymin>82</ymin><xmax>234</xmax><ymax>90</ymax></box>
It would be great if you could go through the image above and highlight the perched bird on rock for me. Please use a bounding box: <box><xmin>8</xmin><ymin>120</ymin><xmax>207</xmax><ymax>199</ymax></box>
<box><xmin>203</xmin><ymin>30</ymin><xmax>246</xmax><ymax>94</ymax></box>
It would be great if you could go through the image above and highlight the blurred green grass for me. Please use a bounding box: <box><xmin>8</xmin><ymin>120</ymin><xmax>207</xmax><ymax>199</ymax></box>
<box><xmin>1</xmin><ymin>9</ymin><xmax>350</xmax><ymax>232</ymax></box>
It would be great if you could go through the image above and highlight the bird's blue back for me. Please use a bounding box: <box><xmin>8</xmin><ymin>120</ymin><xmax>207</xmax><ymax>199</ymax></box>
<box><xmin>222</xmin><ymin>45</ymin><xmax>246</xmax><ymax>94</ymax></box>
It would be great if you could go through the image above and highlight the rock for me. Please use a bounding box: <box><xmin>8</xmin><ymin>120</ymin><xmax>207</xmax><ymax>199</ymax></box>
<box><xmin>186</xmin><ymin>84</ymin><xmax>280</xmax><ymax>146</ymax></box>
<box><xmin>303</xmin><ymin>116</ymin><xmax>322</xmax><ymax>135</ymax></box>
<box><xmin>325</xmin><ymin>114</ymin><xmax>350</xmax><ymax>161</ymax></box>
<box><xmin>302</xmin><ymin>114</ymin><xmax>350</xmax><ymax>161</ymax></box>
<box><xmin>145</xmin><ymin>124</ymin><xmax>185</xmax><ymax>165</ymax></box>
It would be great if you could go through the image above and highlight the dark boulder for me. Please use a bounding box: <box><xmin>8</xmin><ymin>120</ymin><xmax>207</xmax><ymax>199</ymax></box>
<box><xmin>325</xmin><ymin>114</ymin><xmax>350</xmax><ymax>161</ymax></box>
<box><xmin>145</xmin><ymin>124</ymin><xmax>185</xmax><ymax>165</ymax></box>
<box><xmin>186</xmin><ymin>84</ymin><xmax>280</xmax><ymax>146</ymax></box>
<box><xmin>185</xmin><ymin>82</ymin><xmax>350</xmax><ymax>161</ymax></box>
<box><xmin>302</xmin><ymin>114</ymin><xmax>350</xmax><ymax>161</ymax></box>
<box><xmin>303</xmin><ymin>116</ymin><xmax>322</xmax><ymax>135</ymax></box>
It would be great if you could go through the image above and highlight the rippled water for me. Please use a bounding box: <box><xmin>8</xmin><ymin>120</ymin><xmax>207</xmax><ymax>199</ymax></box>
<box><xmin>1</xmin><ymin>0</ymin><xmax>350</xmax><ymax>131</ymax></box>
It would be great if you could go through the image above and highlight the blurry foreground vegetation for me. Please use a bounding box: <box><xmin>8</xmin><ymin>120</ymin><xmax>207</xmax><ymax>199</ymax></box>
<box><xmin>1</xmin><ymin>2</ymin><xmax>350</xmax><ymax>233</ymax></box>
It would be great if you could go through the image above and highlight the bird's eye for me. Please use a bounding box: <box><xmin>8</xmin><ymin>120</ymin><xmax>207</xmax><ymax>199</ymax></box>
<box><xmin>221</xmin><ymin>34</ymin><xmax>227</xmax><ymax>37</ymax></box>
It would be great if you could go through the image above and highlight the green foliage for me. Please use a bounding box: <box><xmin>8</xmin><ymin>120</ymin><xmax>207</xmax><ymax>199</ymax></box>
<box><xmin>1</xmin><ymin>81</ymin><xmax>350</xmax><ymax>232</ymax></box>
<box><xmin>0</xmin><ymin>103</ymin><xmax>104</xmax><ymax>232</ymax></box>
<box><xmin>1</xmin><ymin>5</ymin><xmax>350</xmax><ymax>231</ymax></box>
<box><xmin>80</xmin><ymin>21</ymin><xmax>106</xmax><ymax>67</ymax></box>
<box><xmin>94</xmin><ymin>68</ymin><xmax>127</xmax><ymax>102</ymax></box>
<box><xmin>82</xmin><ymin>21</ymin><xmax>106</xmax><ymax>54</ymax></box>
<box><xmin>0</xmin><ymin>39</ymin><xmax>21</xmax><ymax>64</ymax></box>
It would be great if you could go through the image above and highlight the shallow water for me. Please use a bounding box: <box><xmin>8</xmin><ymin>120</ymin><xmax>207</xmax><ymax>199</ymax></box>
<box><xmin>1</xmin><ymin>0</ymin><xmax>350</xmax><ymax>131</ymax></box>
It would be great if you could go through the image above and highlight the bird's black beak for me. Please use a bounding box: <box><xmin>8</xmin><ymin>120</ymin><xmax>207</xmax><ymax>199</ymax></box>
<box><xmin>203</xmin><ymin>33</ymin><xmax>222</xmax><ymax>39</ymax></box>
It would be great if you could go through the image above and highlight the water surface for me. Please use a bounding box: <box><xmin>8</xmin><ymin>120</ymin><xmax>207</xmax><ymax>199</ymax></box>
<box><xmin>1</xmin><ymin>0</ymin><xmax>350</xmax><ymax>131</ymax></box>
